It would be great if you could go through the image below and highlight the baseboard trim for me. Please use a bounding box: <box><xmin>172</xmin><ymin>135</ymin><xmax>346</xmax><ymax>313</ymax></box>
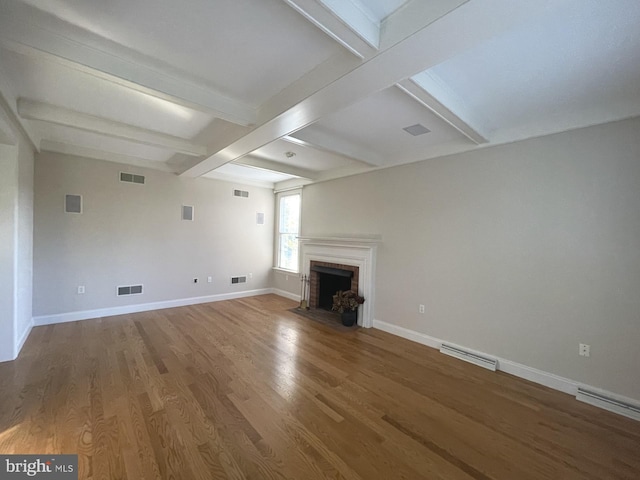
<box><xmin>33</xmin><ymin>288</ymin><xmax>273</xmax><ymax>326</ymax></box>
<box><xmin>271</xmin><ymin>288</ymin><xmax>301</xmax><ymax>302</ymax></box>
<box><xmin>14</xmin><ymin>318</ymin><xmax>34</xmax><ymax>359</ymax></box>
<box><xmin>372</xmin><ymin>319</ymin><xmax>640</xmax><ymax>419</ymax></box>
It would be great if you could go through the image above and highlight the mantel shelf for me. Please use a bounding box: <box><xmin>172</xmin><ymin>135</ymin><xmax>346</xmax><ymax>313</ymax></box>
<box><xmin>298</xmin><ymin>235</ymin><xmax>382</xmax><ymax>245</ymax></box>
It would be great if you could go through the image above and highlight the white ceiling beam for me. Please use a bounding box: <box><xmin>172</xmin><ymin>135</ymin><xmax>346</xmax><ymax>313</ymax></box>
<box><xmin>395</xmin><ymin>80</ymin><xmax>488</xmax><ymax>144</ymax></box>
<box><xmin>0</xmin><ymin>73</ymin><xmax>39</xmax><ymax>151</ymax></box>
<box><xmin>234</xmin><ymin>156</ymin><xmax>317</xmax><ymax>179</ymax></box>
<box><xmin>313</xmin><ymin>0</ymin><xmax>380</xmax><ymax>48</ymax></box>
<box><xmin>409</xmin><ymin>70</ymin><xmax>490</xmax><ymax>143</ymax></box>
<box><xmin>287</xmin><ymin>128</ymin><xmax>384</xmax><ymax>166</ymax></box>
<box><xmin>18</xmin><ymin>99</ymin><xmax>207</xmax><ymax>157</ymax></box>
<box><xmin>281</xmin><ymin>135</ymin><xmax>369</xmax><ymax>165</ymax></box>
<box><xmin>0</xmin><ymin>97</ymin><xmax>17</xmax><ymax>146</ymax></box>
<box><xmin>380</xmin><ymin>0</ymin><xmax>468</xmax><ymax>50</ymax></box>
<box><xmin>40</xmin><ymin>140</ymin><xmax>176</xmax><ymax>173</ymax></box>
<box><xmin>181</xmin><ymin>0</ymin><xmax>554</xmax><ymax>178</ymax></box>
<box><xmin>0</xmin><ymin>20</ymin><xmax>255</xmax><ymax>126</ymax></box>
<box><xmin>281</xmin><ymin>0</ymin><xmax>377</xmax><ymax>58</ymax></box>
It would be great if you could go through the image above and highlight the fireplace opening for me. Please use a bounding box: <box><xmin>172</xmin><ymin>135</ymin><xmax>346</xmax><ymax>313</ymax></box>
<box><xmin>310</xmin><ymin>262</ymin><xmax>359</xmax><ymax>311</ymax></box>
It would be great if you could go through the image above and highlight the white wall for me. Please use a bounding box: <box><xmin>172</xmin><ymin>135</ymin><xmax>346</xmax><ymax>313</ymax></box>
<box><xmin>0</xmin><ymin>116</ymin><xmax>34</xmax><ymax>362</ymax></box>
<box><xmin>33</xmin><ymin>153</ymin><xmax>274</xmax><ymax>317</ymax></box>
<box><xmin>0</xmin><ymin>143</ymin><xmax>18</xmax><ymax>362</ymax></box>
<box><xmin>301</xmin><ymin>117</ymin><xmax>640</xmax><ymax>401</ymax></box>
<box><xmin>272</xmin><ymin>269</ymin><xmax>301</xmax><ymax>298</ymax></box>
<box><xmin>16</xmin><ymin>133</ymin><xmax>34</xmax><ymax>353</ymax></box>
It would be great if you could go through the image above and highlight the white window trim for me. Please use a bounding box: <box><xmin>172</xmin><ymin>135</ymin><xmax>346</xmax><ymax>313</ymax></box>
<box><xmin>275</xmin><ymin>188</ymin><xmax>302</xmax><ymax>273</ymax></box>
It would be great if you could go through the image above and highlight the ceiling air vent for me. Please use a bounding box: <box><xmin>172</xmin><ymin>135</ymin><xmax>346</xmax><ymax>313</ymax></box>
<box><xmin>403</xmin><ymin>123</ymin><xmax>431</xmax><ymax>136</ymax></box>
<box><xmin>117</xmin><ymin>284</ymin><xmax>144</xmax><ymax>296</ymax></box>
<box><xmin>233</xmin><ymin>189</ymin><xmax>249</xmax><ymax>198</ymax></box>
<box><xmin>120</xmin><ymin>172</ymin><xmax>145</xmax><ymax>184</ymax></box>
<box><xmin>182</xmin><ymin>205</ymin><xmax>194</xmax><ymax>221</ymax></box>
<box><xmin>65</xmin><ymin>194</ymin><xmax>82</xmax><ymax>214</ymax></box>
<box><xmin>231</xmin><ymin>276</ymin><xmax>247</xmax><ymax>284</ymax></box>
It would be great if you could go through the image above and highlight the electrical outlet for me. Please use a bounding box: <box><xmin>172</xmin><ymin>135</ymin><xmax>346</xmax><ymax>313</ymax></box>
<box><xmin>579</xmin><ymin>343</ymin><xmax>590</xmax><ymax>357</ymax></box>
<box><xmin>207</xmin><ymin>276</ymin><xmax>212</xmax><ymax>283</ymax></box>
<box><xmin>249</xmin><ymin>272</ymin><xmax>253</xmax><ymax>279</ymax></box>
<box><xmin>193</xmin><ymin>278</ymin><xmax>198</xmax><ymax>284</ymax></box>
<box><xmin>419</xmin><ymin>304</ymin><xmax>425</xmax><ymax>314</ymax></box>
<box><xmin>77</xmin><ymin>285</ymin><xmax>85</xmax><ymax>294</ymax></box>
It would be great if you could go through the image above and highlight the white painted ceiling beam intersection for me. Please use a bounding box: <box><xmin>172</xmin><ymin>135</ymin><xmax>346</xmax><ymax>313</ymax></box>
<box><xmin>281</xmin><ymin>0</ymin><xmax>378</xmax><ymax>58</ymax></box>
<box><xmin>395</xmin><ymin>80</ymin><xmax>488</xmax><ymax>144</ymax></box>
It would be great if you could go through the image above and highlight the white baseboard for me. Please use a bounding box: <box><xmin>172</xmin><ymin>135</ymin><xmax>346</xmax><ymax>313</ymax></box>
<box><xmin>372</xmin><ymin>319</ymin><xmax>640</xmax><ymax>419</ymax></box>
<box><xmin>271</xmin><ymin>288</ymin><xmax>301</xmax><ymax>302</ymax></box>
<box><xmin>373</xmin><ymin>320</ymin><xmax>440</xmax><ymax>349</ymax></box>
<box><xmin>498</xmin><ymin>358</ymin><xmax>576</xmax><ymax>395</ymax></box>
<box><xmin>14</xmin><ymin>318</ymin><xmax>34</xmax><ymax>359</ymax></box>
<box><xmin>33</xmin><ymin>288</ymin><xmax>273</xmax><ymax>326</ymax></box>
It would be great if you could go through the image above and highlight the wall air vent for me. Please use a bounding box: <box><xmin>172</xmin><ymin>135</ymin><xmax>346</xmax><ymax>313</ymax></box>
<box><xmin>233</xmin><ymin>189</ymin><xmax>249</xmax><ymax>198</ymax></box>
<box><xmin>576</xmin><ymin>388</ymin><xmax>640</xmax><ymax>421</ymax></box>
<box><xmin>120</xmin><ymin>172</ymin><xmax>145</xmax><ymax>184</ymax></box>
<box><xmin>65</xmin><ymin>194</ymin><xmax>82</xmax><ymax>214</ymax></box>
<box><xmin>440</xmin><ymin>344</ymin><xmax>498</xmax><ymax>371</ymax></box>
<box><xmin>231</xmin><ymin>276</ymin><xmax>247</xmax><ymax>284</ymax></box>
<box><xmin>403</xmin><ymin>123</ymin><xmax>431</xmax><ymax>136</ymax></box>
<box><xmin>182</xmin><ymin>205</ymin><xmax>194</xmax><ymax>221</ymax></box>
<box><xmin>117</xmin><ymin>284</ymin><xmax>144</xmax><ymax>296</ymax></box>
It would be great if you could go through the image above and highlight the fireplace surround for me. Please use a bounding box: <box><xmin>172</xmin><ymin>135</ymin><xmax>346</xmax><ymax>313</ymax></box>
<box><xmin>299</xmin><ymin>236</ymin><xmax>379</xmax><ymax>327</ymax></box>
<box><xmin>310</xmin><ymin>262</ymin><xmax>359</xmax><ymax>310</ymax></box>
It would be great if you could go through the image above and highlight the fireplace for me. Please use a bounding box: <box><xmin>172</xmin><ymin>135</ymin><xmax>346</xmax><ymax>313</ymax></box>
<box><xmin>310</xmin><ymin>262</ymin><xmax>359</xmax><ymax>310</ymax></box>
<box><xmin>299</xmin><ymin>236</ymin><xmax>379</xmax><ymax>328</ymax></box>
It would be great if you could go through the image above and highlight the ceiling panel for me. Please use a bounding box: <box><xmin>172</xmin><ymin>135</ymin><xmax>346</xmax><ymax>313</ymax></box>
<box><xmin>296</xmin><ymin>86</ymin><xmax>468</xmax><ymax>163</ymax></box>
<box><xmin>423</xmin><ymin>0</ymin><xmax>640</xmax><ymax>139</ymax></box>
<box><xmin>13</xmin><ymin>0</ymin><xmax>341</xmax><ymax>106</ymax></box>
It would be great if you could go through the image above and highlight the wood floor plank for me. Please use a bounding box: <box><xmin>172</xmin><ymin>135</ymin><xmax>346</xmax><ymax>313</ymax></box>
<box><xmin>1</xmin><ymin>294</ymin><xmax>639</xmax><ymax>479</ymax></box>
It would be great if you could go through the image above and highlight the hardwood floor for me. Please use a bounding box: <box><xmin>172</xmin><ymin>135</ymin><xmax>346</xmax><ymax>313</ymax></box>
<box><xmin>1</xmin><ymin>294</ymin><xmax>638</xmax><ymax>479</ymax></box>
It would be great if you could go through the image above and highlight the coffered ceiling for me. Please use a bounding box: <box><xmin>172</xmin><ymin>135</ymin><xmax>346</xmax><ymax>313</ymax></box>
<box><xmin>1</xmin><ymin>0</ymin><xmax>639</xmax><ymax>189</ymax></box>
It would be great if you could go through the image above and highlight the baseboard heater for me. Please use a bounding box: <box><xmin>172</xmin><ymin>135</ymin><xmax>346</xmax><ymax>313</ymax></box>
<box><xmin>440</xmin><ymin>344</ymin><xmax>498</xmax><ymax>371</ymax></box>
<box><xmin>576</xmin><ymin>388</ymin><xmax>640</xmax><ymax>422</ymax></box>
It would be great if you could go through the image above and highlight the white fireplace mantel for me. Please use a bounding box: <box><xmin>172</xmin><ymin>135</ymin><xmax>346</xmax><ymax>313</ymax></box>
<box><xmin>299</xmin><ymin>235</ymin><xmax>379</xmax><ymax>328</ymax></box>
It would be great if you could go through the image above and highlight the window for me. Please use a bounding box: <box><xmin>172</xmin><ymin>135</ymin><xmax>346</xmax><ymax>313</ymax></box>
<box><xmin>276</xmin><ymin>190</ymin><xmax>301</xmax><ymax>272</ymax></box>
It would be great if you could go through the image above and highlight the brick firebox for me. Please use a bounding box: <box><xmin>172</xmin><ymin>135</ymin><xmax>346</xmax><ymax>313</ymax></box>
<box><xmin>309</xmin><ymin>260</ymin><xmax>359</xmax><ymax>309</ymax></box>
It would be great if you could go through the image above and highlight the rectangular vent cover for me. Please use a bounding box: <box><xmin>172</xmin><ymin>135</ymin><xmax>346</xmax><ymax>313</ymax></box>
<box><xmin>120</xmin><ymin>172</ymin><xmax>145</xmax><ymax>184</ymax></box>
<box><xmin>440</xmin><ymin>344</ymin><xmax>498</xmax><ymax>371</ymax></box>
<box><xmin>65</xmin><ymin>194</ymin><xmax>82</xmax><ymax>214</ymax></box>
<box><xmin>256</xmin><ymin>212</ymin><xmax>265</xmax><ymax>225</ymax></box>
<box><xmin>576</xmin><ymin>388</ymin><xmax>640</xmax><ymax>421</ymax></box>
<box><xmin>231</xmin><ymin>276</ymin><xmax>247</xmax><ymax>284</ymax></box>
<box><xmin>117</xmin><ymin>284</ymin><xmax>144</xmax><ymax>296</ymax></box>
<box><xmin>403</xmin><ymin>123</ymin><xmax>431</xmax><ymax>136</ymax></box>
<box><xmin>182</xmin><ymin>205</ymin><xmax>194</xmax><ymax>221</ymax></box>
<box><xmin>233</xmin><ymin>189</ymin><xmax>249</xmax><ymax>198</ymax></box>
